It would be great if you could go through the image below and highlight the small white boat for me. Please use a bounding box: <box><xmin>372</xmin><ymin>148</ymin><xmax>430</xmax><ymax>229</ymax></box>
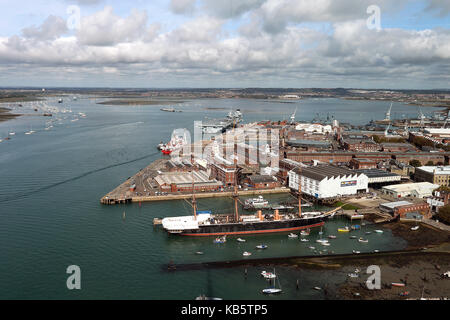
<box><xmin>300</xmin><ymin>239</ymin><xmax>309</xmax><ymax>242</ymax></box>
<box><xmin>261</xmin><ymin>271</ymin><xmax>276</xmax><ymax>279</ymax></box>
<box><xmin>374</xmin><ymin>230</ymin><xmax>384</xmax><ymax>234</ymax></box>
<box><xmin>313</xmin><ymin>287</ymin><xmax>321</xmax><ymax>291</ymax></box>
<box><xmin>411</xmin><ymin>226</ymin><xmax>419</xmax><ymax>231</ymax></box>
<box><xmin>328</xmin><ymin>235</ymin><xmax>337</xmax><ymax>239</ymax></box>
<box><xmin>309</xmin><ymin>246</ymin><xmax>316</xmax><ymax>250</ymax></box>
<box><xmin>321</xmin><ymin>242</ymin><xmax>331</xmax><ymax>246</ymax></box>
<box><xmin>300</xmin><ymin>229</ymin><xmax>310</xmax><ymax>236</ymax></box>
<box><xmin>288</xmin><ymin>233</ymin><xmax>298</xmax><ymax>238</ymax></box>
<box><xmin>214</xmin><ymin>235</ymin><xmax>227</xmax><ymax>244</ymax></box>
<box><xmin>237</xmin><ymin>238</ymin><xmax>246</xmax><ymax>242</ymax></box>
<box><xmin>243</xmin><ymin>251</ymin><xmax>252</xmax><ymax>256</ymax></box>
<box><xmin>262</xmin><ymin>288</ymin><xmax>282</xmax><ymax>294</ymax></box>
<box><xmin>256</xmin><ymin>244</ymin><xmax>268</xmax><ymax>249</ymax></box>
<box><xmin>348</xmin><ymin>273</ymin><xmax>359</xmax><ymax>278</ymax></box>
<box><xmin>352</xmin><ymin>250</ymin><xmax>361</xmax><ymax>254</ymax></box>
<box><xmin>358</xmin><ymin>238</ymin><xmax>369</xmax><ymax>243</ymax></box>
<box><xmin>374</xmin><ymin>249</ymin><xmax>380</xmax><ymax>253</ymax></box>
<box><xmin>316</xmin><ymin>239</ymin><xmax>329</xmax><ymax>244</ymax></box>
<box><xmin>195</xmin><ymin>251</ymin><xmax>204</xmax><ymax>255</ymax></box>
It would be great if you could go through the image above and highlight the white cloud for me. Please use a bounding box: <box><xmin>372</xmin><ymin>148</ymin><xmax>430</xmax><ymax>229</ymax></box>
<box><xmin>170</xmin><ymin>0</ymin><xmax>197</xmax><ymax>15</ymax></box>
<box><xmin>0</xmin><ymin>1</ymin><xmax>449</xmax><ymax>88</ymax></box>
<box><xmin>22</xmin><ymin>15</ymin><xmax>68</xmax><ymax>40</ymax></box>
<box><xmin>76</xmin><ymin>6</ymin><xmax>149</xmax><ymax>46</ymax></box>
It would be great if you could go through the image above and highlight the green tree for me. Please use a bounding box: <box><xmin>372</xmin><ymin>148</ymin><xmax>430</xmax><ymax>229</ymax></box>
<box><xmin>437</xmin><ymin>204</ymin><xmax>450</xmax><ymax>225</ymax></box>
<box><xmin>409</xmin><ymin>159</ymin><xmax>422</xmax><ymax>167</ymax></box>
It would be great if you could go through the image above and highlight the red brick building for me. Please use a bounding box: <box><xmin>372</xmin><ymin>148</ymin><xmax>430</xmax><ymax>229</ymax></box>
<box><xmin>210</xmin><ymin>163</ymin><xmax>237</xmax><ymax>186</ymax></box>
<box><xmin>349</xmin><ymin>158</ymin><xmax>377</xmax><ymax>169</ymax></box>
<box><xmin>246</xmin><ymin>175</ymin><xmax>280</xmax><ymax>189</ymax></box>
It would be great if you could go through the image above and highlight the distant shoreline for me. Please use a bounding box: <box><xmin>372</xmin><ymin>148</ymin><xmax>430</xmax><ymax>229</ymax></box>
<box><xmin>0</xmin><ymin>107</ymin><xmax>20</xmax><ymax>123</ymax></box>
<box><xmin>97</xmin><ymin>99</ymin><xmax>186</xmax><ymax>106</ymax></box>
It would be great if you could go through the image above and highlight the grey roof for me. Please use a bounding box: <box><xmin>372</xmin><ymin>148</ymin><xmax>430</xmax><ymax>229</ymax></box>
<box><xmin>354</xmin><ymin>169</ymin><xmax>399</xmax><ymax>178</ymax></box>
<box><xmin>301</xmin><ymin>165</ymin><xmax>359</xmax><ymax>181</ymax></box>
<box><xmin>248</xmin><ymin>175</ymin><xmax>278</xmax><ymax>183</ymax></box>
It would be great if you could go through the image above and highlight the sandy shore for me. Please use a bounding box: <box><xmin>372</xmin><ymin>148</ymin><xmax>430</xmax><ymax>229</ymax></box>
<box><xmin>335</xmin><ymin>251</ymin><xmax>450</xmax><ymax>300</ymax></box>
<box><xmin>334</xmin><ymin>220</ymin><xmax>450</xmax><ymax>299</ymax></box>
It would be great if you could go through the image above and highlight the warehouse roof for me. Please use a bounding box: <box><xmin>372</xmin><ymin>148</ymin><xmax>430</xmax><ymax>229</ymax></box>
<box><xmin>155</xmin><ymin>171</ymin><xmax>222</xmax><ymax>186</ymax></box>
<box><xmin>301</xmin><ymin>165</ymin><xmax>360</xmax><ymax>181</ymax></box>
<box><xmin>382</xmin><ymin>182</ymin><xmax>439</xmax><ymax>193</ymax></box>
<box><xmin>355</xmin><ymin>169</ymin><xmax>399</xmax><ymax>178</ymax></box>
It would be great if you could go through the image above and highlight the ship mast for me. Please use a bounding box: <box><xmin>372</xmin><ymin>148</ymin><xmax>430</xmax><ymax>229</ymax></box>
<box><xmin>233</xmin><ymin>182</ymin><xmax>239</xmax><ymax>222</ymax></box>
<box><xmin>298</xmin><ymin>177</ymin><xmax>302</xmax><ymax>218</ymax></box>
<box><xmin>192</xmin><ymin>171</ymin><xmax>197</xmax><ymax>220</ymax></box>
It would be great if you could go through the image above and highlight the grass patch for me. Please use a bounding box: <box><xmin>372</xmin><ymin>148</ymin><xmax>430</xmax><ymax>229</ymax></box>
<box><xmin>333</xmin><ymin>201</ymin><xmax>360</xmax><ymax>210</ymax></box>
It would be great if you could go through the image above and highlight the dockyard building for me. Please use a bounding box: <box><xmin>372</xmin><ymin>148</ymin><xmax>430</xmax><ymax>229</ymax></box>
<box><xmin>414</xmin><ymin>166</ymin><xmax>450</xmax><ymax>186</ymax></box>
<box><xmin>155</xmin><ymin>171</ymin><xmax>223</xmax><ymax>193</ymax></box>
<box><xmin>381</xmin><ymin>182</ymin><xmax>439</xmax><ymax>198</ymax></box>
<box><xmin>288</xmin><ymin>165</ymin><xmax>369</xmax><ymax>200</ymax></box>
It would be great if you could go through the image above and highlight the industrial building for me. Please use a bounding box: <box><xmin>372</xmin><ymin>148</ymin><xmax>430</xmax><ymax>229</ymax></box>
<box><xmin>379</xmin><ymin>200</ymin><xmax>431</xmax><ymax>219</ymax></box>
<box><xmin>154</xmin><ymin>171</ymin><xmax>223</xmax><ymax>193</ymax></box>
<box><xmin>414</xmin><ymin>166</ymin><xmax>450</xmax><ymax>186</ymax></box>
<box><xmin>354</xmin><ymin>169</ymin><xmax>401</xmax><ymax>185</ymax></box>
<box><xmin>381</xmin><ymin>182</ymin><xmax>439</xmax><ymax>198</ymax></box>
<box><xmin>288</xmin><ymin>165</ymin><xmax>369</xmax><ymax>200</ymax></box>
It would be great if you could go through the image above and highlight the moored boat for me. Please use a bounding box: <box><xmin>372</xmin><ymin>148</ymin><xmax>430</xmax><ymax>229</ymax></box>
<box><xmin>338</xmin><ymin>226</ymin><xmax>350</xmax><ymax>232</ymax></box>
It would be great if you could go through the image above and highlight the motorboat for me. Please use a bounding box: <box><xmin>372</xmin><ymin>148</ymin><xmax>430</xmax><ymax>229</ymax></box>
<box><xmin>391</xmin><ymin>283</ymin><xmax>406</xmax><ymax>287</ymax></box>
<box><xmin>300</xmin><ymin>239</ymin><xmax>309</xmax><ymax>242</ymax></box>
<box><xmin>288</xmin><ymin>233</ymin><xmax>298</xmax><ymax>238</ymax></box>
<box><xmin>256</xmin><ymin>244</ymin><xmax>268</xmax><ymax>249</ymax></box>
<box><xmin>352</xmin><ymin>250</ymin><xmax>361</xmax><ymax>254</ymax></box>
<box><xmin>348</xmin><ymin>273</ymin><xmax>359</xmax><ymax>278</ymax></box>
<box><xmin>374</xmin><ymin>230</ymin><xmax>384</xmax><ymax>234</ymax></box>
<box><xmin>237</xmin><ymin>238</ymin><xmax>246</xmax><ymax>242</ymax></box>
<box><xmin>261</xmin><ymin>271</ymin><xmax>276</xmax><ymax>279</ymax></box>
<box><xmin>411</xmin><ymin>226</ymin><xmax>419</xmax><ymax>231</ymax></box>
<box><xmin>338</xmin><ymin>227</ymin><xmax>350</xmax><ymax>232</ymax></box>
<box><xmin>243</xmin><ymin>251</ymin><xmax>252</xmax><ymax>257</ymax></box>
<box><xmin>214</xmin><ymin>235</ymin><xmax>227</xmax><ymax>244</ymax></box>
<box><xmin>244</xmin><ymin>196</ymin><xmax>269</xmax><ymax>210</ymax></box>
<box><xmin>300</xmin><ymin>229</ymin><xmax>310</xmax><ymax>236</ymax></box>
<box><xmin>358</xmin><ymin>238</ymin><xmax>369</xmax><ymax>243</ymax></box>
<box><xmin>328</xmin><ymin>235</ymin><xmax>337</xmax><ymax>239</ymax></box>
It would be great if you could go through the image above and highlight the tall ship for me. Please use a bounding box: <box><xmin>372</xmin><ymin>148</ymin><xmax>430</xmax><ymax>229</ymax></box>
<box><xmin>161</xmin><ymin>183</ymin><xmax>337</xmax><ymax>236</ymax></box>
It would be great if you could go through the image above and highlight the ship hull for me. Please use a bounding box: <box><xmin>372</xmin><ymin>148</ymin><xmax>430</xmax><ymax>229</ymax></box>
<box><xmin>175</xmin><ymin>217</ymin><xmax>326</xmax><ymax>236</ymax></box>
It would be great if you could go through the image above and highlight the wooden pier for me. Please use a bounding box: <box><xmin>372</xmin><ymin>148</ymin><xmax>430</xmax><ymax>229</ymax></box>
<box><xmin>101</xmin><ymin>187</ymin><xmax>291</xmax><ymax>204</ymax></box>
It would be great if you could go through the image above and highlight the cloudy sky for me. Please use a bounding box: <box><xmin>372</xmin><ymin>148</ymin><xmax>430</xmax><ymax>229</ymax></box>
<box><xmin>0</xmin><ymin>0</ymin><xmax>449</xmax><ymax>88</ymax></box>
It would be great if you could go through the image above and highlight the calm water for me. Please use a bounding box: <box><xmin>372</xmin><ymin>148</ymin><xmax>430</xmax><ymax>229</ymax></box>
<box><xmin>0</xmin><ymin>97</ymin><xmax>412</xmax><ymax>299</ymax></box>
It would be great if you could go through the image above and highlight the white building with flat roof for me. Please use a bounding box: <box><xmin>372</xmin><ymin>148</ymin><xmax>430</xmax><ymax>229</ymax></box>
<box><xmin>381</xmin><ymin>182</ymin><xmax>439</xmax><ymax>198</ymax></box>
<box><xmin>288</xmin><ymin>166</ymin><xmax>368</xmax><ymax>199</ymax></box>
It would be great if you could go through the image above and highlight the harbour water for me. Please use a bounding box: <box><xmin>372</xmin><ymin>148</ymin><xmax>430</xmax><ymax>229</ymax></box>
<box><xmin>0</xmin><ymin>97</ymin><xmax>413</xmax><ymax>299</ymax></box>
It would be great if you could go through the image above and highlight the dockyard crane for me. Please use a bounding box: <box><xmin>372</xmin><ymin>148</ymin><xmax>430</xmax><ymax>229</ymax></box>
<box><xmin>290</xmin><ymin>106</ymin><xmax>297</xmax><ymax>124</ymax></box>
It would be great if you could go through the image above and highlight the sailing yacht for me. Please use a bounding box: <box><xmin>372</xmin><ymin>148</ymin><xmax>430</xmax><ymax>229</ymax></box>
<box><xmin>262</xmin><ymin>269</ymin><xmax>282</xmax><ymax>294</ymax></box>
<box><xmin>25</xmin><ymin>126</ymin><xmax>35</xmax><ymax>135</ymax></box>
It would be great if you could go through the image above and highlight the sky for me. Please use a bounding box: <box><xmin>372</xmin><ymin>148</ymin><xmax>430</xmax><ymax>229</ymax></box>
<box><xmin>0</xmin><ymin>0</ymin><xmax>449</xmax><ymax>89</ymax></box>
